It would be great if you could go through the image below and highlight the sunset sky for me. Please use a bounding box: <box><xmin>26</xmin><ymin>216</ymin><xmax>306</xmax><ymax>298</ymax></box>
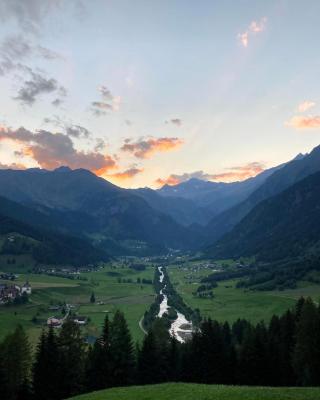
<box><xmin>1</xmin><ymin>0</ymin><xmax>320</xmax><ymax>188</ymax></box>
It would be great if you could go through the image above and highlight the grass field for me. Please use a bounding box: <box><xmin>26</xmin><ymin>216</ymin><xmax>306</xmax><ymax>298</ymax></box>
<box><xmin>167</xmin><ymin>264</ymin><xmax>320</xmax><ymax>323</ymax></box>
<box><xmin>0</xmin><ymin>263</ymin><xmax>155</xmax><ymax>345</ymax></box>
<box><xmin>69</xmin><ymin>383</ymin><xmax>320</xmax><ymax>400</ymax></box>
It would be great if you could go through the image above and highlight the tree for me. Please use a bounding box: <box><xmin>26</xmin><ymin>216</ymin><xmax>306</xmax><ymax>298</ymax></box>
<box><xmin>57</xmin><ymin>319</ymin><xmax>85</xmax><ymax>398</ymax></box>
<box><xmin>109</xmin><ymin>311</ymin><xmax>134</xmax><ymax>386</ymax></box>
<box><xmin>85</xmin><ymin>315</ymin><xmax>111</xmax><ymax>391</ymax></box>
<box><xmin>293</xmin><ymin>298</ymin><xmax>320</xmax><ymax>385</ymax></box>
<box><xmin>0</xmin><ymin>325</ymin><xmax>32</xmax><ymax>400</ymax></box>
<box><xmin>33</xmin><ymin>327</ymin><xmax>60</xmax><ymax>400</ymax></box>
<box><xmin>90</xmin><ymin>292</ymin><xmax>96</xmax><ymax>303</ymax></box>
<box><xmin>137</xmin><ymin>330</ymin><xmax>159</xmax><ymax>384</ymax></box>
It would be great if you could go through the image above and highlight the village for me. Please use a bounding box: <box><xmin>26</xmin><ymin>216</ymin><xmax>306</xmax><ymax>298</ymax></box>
<box><xmin>0</xmin><ymin>280</ymin><xmax>32</xmax><ymax>304</ymax></box>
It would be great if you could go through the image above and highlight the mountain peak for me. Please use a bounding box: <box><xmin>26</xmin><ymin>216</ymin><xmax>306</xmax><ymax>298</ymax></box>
<box><xmin>54</xmin><ymin>166</ymin><xmax>72</xmax><ymax>173</ymax></box>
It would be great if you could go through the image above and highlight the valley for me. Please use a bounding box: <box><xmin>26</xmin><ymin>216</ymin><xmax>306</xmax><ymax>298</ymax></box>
<box><xmin>0</xmin><ymin>261</ymin><xmax>155</xmax><ymax>344</ymax></box>
<box><xmin>2</xmin><ymin>255</ymin><xmax>320</xmax><ymax>347</ymax></box>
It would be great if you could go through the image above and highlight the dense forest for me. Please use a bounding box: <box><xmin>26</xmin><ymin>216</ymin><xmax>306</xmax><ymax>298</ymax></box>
<box><xmin>1</xmin><ymin>297</ymin><xmax>320</xmax><ymax>400</ymax></box>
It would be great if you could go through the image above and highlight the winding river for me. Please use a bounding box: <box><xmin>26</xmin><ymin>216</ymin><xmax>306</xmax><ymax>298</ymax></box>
<box><xmin>157</xmin><ymin>266</ymin><xmax>193</xmax><ymax>343</ymax></box>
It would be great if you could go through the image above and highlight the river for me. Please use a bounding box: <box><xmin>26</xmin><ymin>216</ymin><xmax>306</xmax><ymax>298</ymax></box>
<box><xmin>157</xmin><ymin>266</ymin><xmax>193</xmax><ymax>343</ymax></box>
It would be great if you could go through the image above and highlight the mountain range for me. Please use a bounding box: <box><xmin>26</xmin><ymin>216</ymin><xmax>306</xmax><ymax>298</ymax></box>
<box><xmin>1</xmin><ymin>145</ymin><xmax>320</xmax><ymax>268</ymax></box>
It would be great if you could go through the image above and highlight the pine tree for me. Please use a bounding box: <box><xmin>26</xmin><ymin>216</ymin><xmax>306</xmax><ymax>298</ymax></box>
<box><xmin>33</xmin><ymin>327</ymin><xmax>60</xmax><ymax>400</ymax></box>
<box><xmin>137</xmin><ymin>330</ymin><xmax>159</xmax><ymax>384</ymax></box>
<box><xmin>279</xmin><ymin>310</ymin><xmax>296</xmax><ymax>385</ymax></box>
<box><xmin>109</xmin><ymin>310</ymin><xmax>134</xmax><ymax>387</ymax></box>
<box><xmin>90</xmin><ymin>292</ymin><xmax>96</xmax><ymax>303</ymax></box>
<box><xmin>57</xmin><ymin>319</ymin><xmax>85</xmax><ymax>398</ymax></box>
<box><xmin>293</xmin><ymin>298</ymin><xmax>320</xmax><ymax>385</ymax></box>
<box><xmin>0</xmin><ymin>325</ymin><xmax>32</xmax><ymax>400</ymax></box>
<box><xmin>85</xmin><ymin>315</ymin><xmax>111</xmax><ymax>391</ymax></box>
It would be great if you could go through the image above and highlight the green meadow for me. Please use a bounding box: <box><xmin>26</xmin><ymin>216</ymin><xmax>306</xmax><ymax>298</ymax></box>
<box><xmin>0</xmin><ymin>263</ymin><xmax>155</xmax><ymax>345</ymax></box>
<box><xmin>167</xmin><ymin>263</ymin><xmax>320</xmax><ymax>324</ymax></box>
<box><xmin>69</xmin><ymin>383</ymin><xmax>320</xmax><ymax>400</ymax></box>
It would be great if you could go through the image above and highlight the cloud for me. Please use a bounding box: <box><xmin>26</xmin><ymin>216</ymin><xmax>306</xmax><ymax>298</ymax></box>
<box><xmin>0</xmin><ymin>0</ymin><xmax>64</xmax><ymax>34</ymax></box>
<box><xmin>107</xmin><ymin>167</ymin><xmax>143</xmax><ymax>181</ymax></box>
<box><xmin>0</xmin><ymin>125</ymin><xmax>117</xmax><ymax>174</ymax></box>
<box><xmin>121</xmin><ymin>137</ymin><xmax>184</xmax><ymax>159</ymax></box>
<box><xmin>209</xmin><ymin>162</ymin><xmax>265</xmax><ymax>182</ymax></box>
<box><xmin>91</xmin><ymin>86</ymin><xmax>121</xmax><ymax>116</ymax></box>
<box><xmin>0</xmin><ymin>33</ymin><xmax>65</xmax><ymax>105</ymax></box>
<box><xmin>0</xmin><ymin>162</ymin><xmax>26</xmax><ymax>170</ymax></box>
<box><xmin>14</xmin><ymin>69</ymin><xmax>67</xmax><ymax>106</ymax></box>
<box><xmin>238</xmin><ymin>17</ymin><xmax>267</xmax><ymax>47</ymax></box>
<box><xmin>156</xmin><ymin>162</ymin><xmax>265</xmax><ymax>186</ymax></box>
<box><xmin>43</xmin><ymin>116</ymin><xmax>90</xmax><ymax>138</ymax></box>
<box><xmin>165</xmin><ymin>118</ymin><xmax>182</xmax><ymax>126</ymax></box>
<box><xmin>99</xmin><ymin>85</ymin><xmax>113</xmax><ymax>100</ymax></box>
<box><xmin>297</xmin><ymin>101</ymin><xmax>316</xmax><ymax>113</ymax></box>
<box><xmin>286</xmin><ymin>115</ymin><xmax>320</xmax><ymax>129</ymax></box>
<box><xmin>94</xmin><ymin>138</ymin><xmax>106</xmax><ymax>152</ymax></box>
<box><xmin>155</xmin><ymin>170</ymin><xmax>214</xmax><ymax>186</ymax></box>
<box><xmin>0</xmin><ymin>35</ymin><xmax>32</xmax><ymax>60</ymax></box>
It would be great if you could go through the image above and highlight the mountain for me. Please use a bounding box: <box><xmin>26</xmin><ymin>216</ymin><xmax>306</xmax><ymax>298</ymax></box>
<box><xmin>132</xmin><ymin>187</ymin><xmax>211</xmax><ymax>226</ymax></box>
<box><xmin>0</xmin><ymin>167</ymin><xmax>200</xmax><ymax>255</ymax></box>
<box><xmin>204</xmin><ymin>148</ymin><xmax>320</xmax><ymax>245</ymax></box>
<box><xmin>206</xmin><ymin>171</ymin><xmax>320</xmax><ymax>261</ymax></box>
<box><xmin>0</xmin><ymin>197</ymin><xmax>109</xmax><ymax>267</ymax></box>
<box><xmin>157</xmin><ymin>164</ymin><xmax>285</xmax><ymax>221</ymax></box>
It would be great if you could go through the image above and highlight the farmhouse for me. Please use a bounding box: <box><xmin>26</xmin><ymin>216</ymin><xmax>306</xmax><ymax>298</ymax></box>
<box><xmin>72</xmin><ymin>316</ymin><xmax>88</xmax><ymax>325</ymax></box>
<box><xmin>47</xmin><ymin>317</ymin><xmax>63</xmax><ymax>327</ymax></box>
<box><xmin>21</xmin><ymin>282</ymin><xmax>32</xmax><ymax>295</ymax></box>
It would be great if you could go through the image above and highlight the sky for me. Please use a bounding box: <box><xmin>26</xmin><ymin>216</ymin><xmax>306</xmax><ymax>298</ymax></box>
<box><xmin>1</xmin><ymin>0</ymin><xmax>320</xmax><ymax>188</ymax></box>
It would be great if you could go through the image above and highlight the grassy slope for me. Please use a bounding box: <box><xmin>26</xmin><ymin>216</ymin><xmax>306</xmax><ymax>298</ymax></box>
<box><xmin>0</xmin><ymin>264</ymin><xmax>155</xmax><ymax>345</ymax></box>
<box><xmin>69</xmin><ymin>383</ymin><xmax>320</xmax><ymax>400</ymax></box>
<box><xmin>168</xmin><ymin>264</ymin><xmax>320</xmax><ymax>323</ymax></box>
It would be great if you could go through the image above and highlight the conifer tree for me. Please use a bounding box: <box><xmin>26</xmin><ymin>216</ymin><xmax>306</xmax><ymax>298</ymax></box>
<box><xmin>137</xmin><ymin>330</ymin><xmax>159</xmax><ymax>384</ymax></box>
<box><xmin>57</xmin><ymin>319</ymin><xmax>85</xmax><ymax>398</ymax></box>
<box><xmin>85</xmin><ymin>315</ymin><xmax>111</xmax><ymax>391</ymax></box>
<box><xmin>293</xmin><ymin>298</ymin><xmax>320</xmax><ymax>385</ymax></box>
<box><xmin>109</xmin><ymin>311</ymin><xmax>134</xmax><ymax>386</ymax></box>
<box><xmin>33</xmin><ymin>327</ymin><xmax>60</xmax><ymax>400</ymax></box>
<box><xmin>0</xmin><ymin>325</ymin><xmax>32</xmax><ymax>400</ymax></box>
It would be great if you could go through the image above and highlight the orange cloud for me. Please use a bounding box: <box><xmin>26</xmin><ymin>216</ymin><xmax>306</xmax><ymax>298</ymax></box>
<box><xmin>0</xmin><ymin>126</ymin><xmax>118</xmax><ymax>173</ymax></box>
<box><xmin>121</xmin><ymin>137</ymin><xmax>184</xmax><ymax>159</ymax></box>
<box><xmin>156</xmin><ymin>163</ymin><xmax>265</xmax><ymax>187</ymax></box>
<box><xmin>297</xmin><ymin>101</ymin><xmax>316</xmax><ymax>113</ymax></box>
<box><xmin>210</xmin><ymin>162</ymin><xmax>265</xmax><ymax>182</ymax></box>
<box><xmin>238</xmin><ymin>17</ymin><xmax>267</xmax><ymax>47</ymax></box>
<box><xmin>286</xmin><ymin>115</ymin><xmax>320</xmax><ymax>129</ymax></box>
<box><xmin>106</xmin><ymin>167</ymin><xmax>143</xmax><ymax>181</ymax></box>
<box><xmin>0</xmin><ymin>162</ymin><xmax>26</xmax><ymax>170</ymax></box>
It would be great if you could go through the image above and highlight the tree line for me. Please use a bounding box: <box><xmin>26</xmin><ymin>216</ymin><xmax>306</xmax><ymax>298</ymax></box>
<box><xmin>1</xmin><ymin>297</ymin><xmax>320</xmax><ymax>400</ymax></box>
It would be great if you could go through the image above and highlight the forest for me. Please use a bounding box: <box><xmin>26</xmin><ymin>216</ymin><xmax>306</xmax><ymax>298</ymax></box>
<box><xmin>1</xmin><ymin>297</ymin><xmax>320</xmax><ymax>400</ymax></box>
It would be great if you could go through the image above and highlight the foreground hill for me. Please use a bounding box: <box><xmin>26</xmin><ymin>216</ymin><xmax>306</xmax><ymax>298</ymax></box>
<box><xmin>207</xmin><ymin>171</ymin><xmax>320</xmax><ymax>261</ymax></box>
<box><xmin>69</xmin><ymin>383</ymin><xmax>320</xmax><ymax>400</ymax></box>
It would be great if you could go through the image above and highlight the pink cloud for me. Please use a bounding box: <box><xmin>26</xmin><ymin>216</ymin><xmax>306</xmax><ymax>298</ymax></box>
<box><xmin>297</xmin><ymin>101</ymin><xmax>316</xmax><ymax>113</ymax></box>
<box><xmin>238</xmin><ymin>17</ymin><xmax>267</xmax><ymax>48</ymax></box>
<box><xmin>286</xmin><ymin>115</ymin><xmax>320</xmax><ymax>129</ymax></box>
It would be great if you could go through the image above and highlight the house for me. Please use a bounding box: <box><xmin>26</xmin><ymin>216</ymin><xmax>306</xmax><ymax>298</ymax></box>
<box><xmin>21</xmin><ymin>282</ymin><xmax>32</xmax><ymax>295</ymax></box>
<box><xmin>0</xmin><ymin>284</ymin><xmax>20</xmax><ymax>303</ymax></box>
<box><xmin>47</xmin><ymin>317</ymin><xmax>63</xmax><ymax>327</ymax></box>
<box><xmin>72</xmin><ymin>316</ymin><xmax>88</xmax><ymax>325</ymax></box>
